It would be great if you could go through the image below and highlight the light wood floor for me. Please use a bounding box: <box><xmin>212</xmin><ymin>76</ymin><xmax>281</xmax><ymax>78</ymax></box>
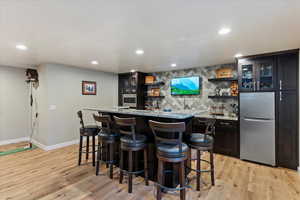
<box><xmin>0</xmin><ymin>143</ymin><xmax>299</xmax><ymax>200</ymax></box>
<box><xmin>0</xmin><ymin>141</ymin><xmax>29</xmax><ymax>152</ymax></box>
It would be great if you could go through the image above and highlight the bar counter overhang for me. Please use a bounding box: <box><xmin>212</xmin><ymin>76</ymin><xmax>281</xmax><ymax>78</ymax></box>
<box><xmin>84</xmin><ymin>108</ymin><xmax>194</xmax><ymax>188</ymax></box>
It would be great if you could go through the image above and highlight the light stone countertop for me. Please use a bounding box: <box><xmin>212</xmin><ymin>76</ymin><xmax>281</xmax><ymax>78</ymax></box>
<box><xmin>83</xmin><ymin>108</ymin><xmax>194</xmax><ymax>120</ymax></box>
<box><xmin>84</xmin><ymin>108</ymin><xmax>238</xmax><ymax>121</ymax></box>
<box><xmin>194</xmin><ymin>113</ymin><xmax>238</xmax><ymax>121</ymax></box>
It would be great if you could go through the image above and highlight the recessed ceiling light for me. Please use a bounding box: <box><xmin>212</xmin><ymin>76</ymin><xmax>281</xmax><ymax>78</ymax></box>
<box><xmin>135</xmin><ymin>49</ymin><xmax>144</xmax><ymax>55</ymax></box>
<box><xmin>91</xmin><ymin>60</ymin><xmax>99</xmax><ymax>65</ymax></box>
<box><xmin>16</xmin><ymin>44</ymin><xmax>28</xmax><ymax>50</ymax></box>
<box><xmin>218</xmin><ymin>28</ymin><xmax>231</xmax><ymax>35</ymax></box>
<box><xmin>130</xmin><ymin>69</ymin><xmax>136</xmax><ymax>73</ymax></box>
<box><xmin>171</xmin><ymin>63</ymin><xmax>177</xmax><ymax>67</ymax></box>
<box><xmin>235</xmin><ymin>53</ymin><xmax>243</xmax><ymax>58</ymax></box>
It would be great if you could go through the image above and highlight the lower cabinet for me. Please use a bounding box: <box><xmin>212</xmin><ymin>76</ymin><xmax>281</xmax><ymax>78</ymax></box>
<box><xmin>192</xmin><ymin>118</ymin><xmax>239</xmax><ymax>158</ymax></box>
<box><xmin>214</xmin><ymin>120</ymin><xmax>239</xmax><ymax>157</ymax></box>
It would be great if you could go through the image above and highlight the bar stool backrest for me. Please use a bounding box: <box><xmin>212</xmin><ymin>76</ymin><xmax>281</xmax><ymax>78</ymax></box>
<box><xmin>149</xmin><ymin>120</ymin><xmax>186</xmax><ymax>153</ymax></box>
<box><xmin>93</xmin><ymin>114</ymin><xmax>112</xmax><ymax>134</ymax></box>
<box><xmin>114</xmin><ymin>116</ymin><xmax>137</xmax><ymax>141</ymax></box>
<box><xmin>77</xmin><ymin>110</ymin><xmax>85</xmax><ymax>128</ymax></box>
<box><xmin>197</xmin><ymin>118</ymin><xmax>216</xmax><ymax>136</ymax></box>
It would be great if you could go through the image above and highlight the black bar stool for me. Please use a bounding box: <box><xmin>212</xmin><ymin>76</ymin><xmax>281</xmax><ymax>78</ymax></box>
<box><xmin>187</xmin><ymin>118</ymin><xmax>216</xmax><ymax>191</ymax></box>
<box><xmin>149</xmin><ymin>120</ymin><xmax>189</xmax><ymax>200</ymax></box>
<box><xmin>77</xmin><ymin>110</ymin><xmax>100</xmax><ymax>166</ymax></box>
<box><xmin>114</xmin><ymin>116</ymin><xmax>149</xmax><ymax>193</ymax></box>
<box><xmin>93</xmin><ymin>114</ymin><xmax>119</xmax><ymax>179</ymax></box>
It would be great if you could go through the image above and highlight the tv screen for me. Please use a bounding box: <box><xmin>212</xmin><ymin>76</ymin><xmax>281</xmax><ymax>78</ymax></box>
<box><xmin>171</xmin><ymin>76</ymin><xmax>201</xmax><ymax>95</ymax></box>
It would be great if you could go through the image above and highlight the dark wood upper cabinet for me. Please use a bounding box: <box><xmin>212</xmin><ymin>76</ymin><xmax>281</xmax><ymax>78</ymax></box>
<box><xmin>255</xmin><ymin>56</ymin><xmax>276</xmax><ymax>91</ymax></box>
<box><xmin>238</xmin><ymin>58</ymin><xmax>256</xmax><ymax>92</ymax></box>
<box><xmin>118</xmin><ymin>72</ymin><xmax>145</xmax><ymax>109</ymax></box>
<box><xmin>277</xmin><ymin>91</ymin><xmax>298</xmax><ymax>170</ymax></box>
<box><xmin>238</xmin><ymin>56</ymin><xmax>276</xmax><ymax>92</ymax></box>
<box><xmin>277</xmin><ymin>53</ymin><xmax>299</xmax><ymax>91</ymax></box>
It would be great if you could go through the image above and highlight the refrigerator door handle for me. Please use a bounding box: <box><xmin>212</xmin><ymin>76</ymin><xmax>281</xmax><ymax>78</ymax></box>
<box><xmin>279</xmin><ymin>80</ymin><xmax>282</xmax><ymax>90</ymax></box>
<box><xmin>243</xmin><ymin>117</ymin><xmax>273</xmax><ymax>122</ymax></box>
<box><xmin>280</xmin><ymin>91</ymin><xmax>282</xmax><ymax>101</ymax></box>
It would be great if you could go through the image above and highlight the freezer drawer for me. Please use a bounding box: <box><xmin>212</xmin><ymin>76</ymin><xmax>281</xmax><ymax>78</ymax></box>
<box><xmin>240</xmin><ymin>118</ymin><xmax>275</xmax><ymax>166</ymax></box>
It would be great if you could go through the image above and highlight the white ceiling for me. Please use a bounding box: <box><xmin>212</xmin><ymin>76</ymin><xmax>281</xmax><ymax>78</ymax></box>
<box><xmin>0</xmin><ymin>0</ymin><xmax>300</xmax><ymax>73</ymax></box>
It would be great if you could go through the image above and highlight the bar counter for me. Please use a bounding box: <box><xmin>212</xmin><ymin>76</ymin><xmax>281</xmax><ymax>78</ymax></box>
<box><xmin>84</xmin><ymin>107</ymin><xmax>194</xmax><ymax>188</ymax></box>
<box><xmin>84</xmin><ymin>107</ymin><xmax>194</xmax><ymax>119</ymax></box>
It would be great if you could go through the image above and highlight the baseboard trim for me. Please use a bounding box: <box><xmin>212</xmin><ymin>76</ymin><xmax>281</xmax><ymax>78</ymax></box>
<box><xmin>1</xmin><ymin>137</ymin><xmax>81</xmax><ymax>152</ymax></box>
<box><xmin>31</xmin><ymin>139</ymin><xmax>79</xmax><ymax>151</ymax></box>
<box><xmin>45</xmin><ymin>139</ymin><xmax>79</xmax><ymax>151</ymax></box>
<box><xmin>0</xmin><ymin>137</ymin><xmax>30</xmax><ymax>146</ymax></box>
<box><xmin>31</xmin><ymin>139</ymin><xmax>48</xmax><ymax>150</ymax></box>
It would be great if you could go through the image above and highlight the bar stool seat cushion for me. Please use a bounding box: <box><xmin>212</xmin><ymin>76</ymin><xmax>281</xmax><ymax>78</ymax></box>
<box><xmin>189</xmin><ymin>133</ymin><xmax>213</xmax><ymax>147</ymax></box>
<box><xmin>157</xmin><ymin>143</ymin><xmax>188</xmax><ymax>158</ymax></box>
<box><xmin>80</xmin><ymin>125</ymin><xmax>100</xmax><ymax>136</ymax></box>
<box><xmin>120</xmin><ymin>135</ymin><xmax>147</xmax><ymax>147</ymax></box>
<box><xmin>99</xmin><ymin>131</ymin><xmax>119</xmax><ymax>141</ymax></box>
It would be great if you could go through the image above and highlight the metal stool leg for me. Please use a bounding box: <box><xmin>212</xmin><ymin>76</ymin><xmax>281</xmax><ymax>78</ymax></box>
<box><xmin>197</xmin><ymin>150</ymin><xmax>201</xmax><ymax>191</ymax></box>
<box><xmin>179</xmin><ymin>161</ymin><xmax>186</xmax><ymax>200</ymax></box>
<box><xmin>86</xmin><ymin>136</ymin><xmax>89</xmax><ymax>160</ymax></box>
<box><xmin>109</xmin><ymin>143</ymin><xmax>114</xmax><ymax>179</ymax></box>
<box><xmin>119</xmin><ymin>149</ymin><xmax>124</xmax><ymax>184</ymax></box>
<box><xmin>78</xmin><ymin>136</ymin><xmax>83</xmax><ymax>166</ymax></box>
<box><xmin>106</xmin><ymin>143</ymin><xmax>109</xmax><ymax>168</ymax></box>
<box><xmin>157</xmin><ymin>160</ymin><xmax>163</xmax><ymax>200</ymax></box>
<box><xmin>96</xmin><ymin>139</ymin><xmax>102</xmax><ymax>175</ymax></box>
<box><xmin>144</xmin><ymin>148</ymin><xmax>149</xmax><ymax>186</ymax></box>
<box><xmin>210</xmin><ymin>150</ymin><xmax>215</xmax><ymax>186</ymax></box>
<box><xmin>92</xmin><ymin>135</ymin><xmax>96</xmax><ymax>166</ymax></box>
<box><xmin>128</xmin><ymin>150</ymin><xmax>133</xmax><ymax>193</ymax></box>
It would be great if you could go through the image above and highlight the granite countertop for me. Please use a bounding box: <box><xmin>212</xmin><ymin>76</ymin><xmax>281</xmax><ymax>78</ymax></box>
<box><xmin>194</xmin><ymin>113</ymin><xmax>238</xmax><ymax>121</ymax></box>
<box><xmin>171</xmin><ymin>110</ymin><xmax>238</xmax><ymax>121</ymax></box>
<box><xmin>84</xmin><ymin>108</ymin><xmax>238</xmax><ymax>121</ymax></box>
<box><xmin>84</xmin><ymin>108</ymin><xmax>194</xmax><ymax>119</ymax></box>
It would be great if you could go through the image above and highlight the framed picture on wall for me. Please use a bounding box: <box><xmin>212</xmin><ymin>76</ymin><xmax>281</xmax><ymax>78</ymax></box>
<box><xmin>82</xmin><ymin>81</ymin><xmax>97</xmax><ymax>95</ymax></box>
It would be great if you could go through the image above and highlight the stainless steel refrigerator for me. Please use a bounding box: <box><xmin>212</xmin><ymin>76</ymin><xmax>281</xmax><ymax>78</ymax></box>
<box><xmin>240</xmin><ymin>92</ymin><xmax>276</xmax><ymax>166</ymax></box>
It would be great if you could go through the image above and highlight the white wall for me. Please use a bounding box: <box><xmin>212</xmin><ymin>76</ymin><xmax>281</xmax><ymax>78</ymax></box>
<box><xmin>35</xmin><ymin>64</ymin><xmax>118</xmax><ymax>146</ymax></box>
<box><xmin>0</xmin><ymin>66</ymin><xmax>29</xmax><ymax>142</ymax></box>
<box><xmin>35</xmin><ymin>65</ymin><xmax>49</xmax><ymax>145</ymax></box>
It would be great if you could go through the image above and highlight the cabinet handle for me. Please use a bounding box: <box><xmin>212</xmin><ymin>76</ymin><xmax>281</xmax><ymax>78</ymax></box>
<box><xmin>280</xmin><ymin>92</ymin><xmax>282</xmax><ymax>101</ymax></box>
<box><xmin>220</xmin><ymin>122</ymin><xmax>231</xmax><ymax>126</ymax></box>
<box><xmin>279</xmin><ymin>80</ymin><xmax>282</xmax><ymax>90</ymax></box>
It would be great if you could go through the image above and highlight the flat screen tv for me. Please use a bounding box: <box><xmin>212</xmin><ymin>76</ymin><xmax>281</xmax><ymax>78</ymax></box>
<box><xmin>171</xmin><ymin>76</ymin><xmax>201</xmax><ymax>95</ymax></box>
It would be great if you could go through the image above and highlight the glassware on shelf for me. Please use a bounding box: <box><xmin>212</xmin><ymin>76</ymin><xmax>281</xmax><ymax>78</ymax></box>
<box><xmin>210</xmin><ymin>104</ymin><xmax>225</xmax><ymax>116</ymax></box>
<box><xmin>241</xmin><ymin>64</ymin><xmax>254</xmax><ymax>89</ymax></box>
<box><xmin>259</xmin><ymin>64</ymin><xmax>273</xmax><ymax>89</ymax></box>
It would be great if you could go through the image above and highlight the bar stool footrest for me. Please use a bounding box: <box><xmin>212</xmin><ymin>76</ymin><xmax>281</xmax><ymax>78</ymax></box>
<box><xmin>186</xmin><ymin>165</ymin><xmax>212</xmax><ymax>173</ymax></box>
<box><xmin>187</xmin><ymin>158</ymin><xmax>212</xmax><ymax>173</ymax></box>
<box><xmin>155</xmin><ymin>179</ymin><xmax>191</xmax><ymax>192</ymax></box>
<box><xmin>99</xmin><ymin>159</ymin><xmax>118</xmax><ymax>165</ymax></box>
<box><xmin>120</xmin><ymin>169</ymin><xmax>145</xmax><ymax>175</ymax></box>
<box><xmin>190</xmin><ymin>157</ymin><xmax>211</xmax><ymax>164</ymax></box>
<box><xmin>81</xmin><ymin>150</ymin><xmax>98</xmax><ymax>154</ymax></box>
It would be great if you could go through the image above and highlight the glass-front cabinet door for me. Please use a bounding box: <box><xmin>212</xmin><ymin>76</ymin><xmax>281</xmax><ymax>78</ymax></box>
<box><xmin>255</xmin><ymin>57</ymin><xmax>275</xmax><ymax>91</ymax></box>
<box><xmin>238</xmin><ymin>59</ymin><xmax>255</xmax><ymax>92</ymax></box>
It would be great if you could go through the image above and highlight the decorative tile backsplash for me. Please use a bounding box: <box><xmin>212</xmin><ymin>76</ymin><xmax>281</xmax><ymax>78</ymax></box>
<box><xmin>149</xmin><ymin>63</ymin><xmax>238</xmax><ymax>116</ymax></box>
